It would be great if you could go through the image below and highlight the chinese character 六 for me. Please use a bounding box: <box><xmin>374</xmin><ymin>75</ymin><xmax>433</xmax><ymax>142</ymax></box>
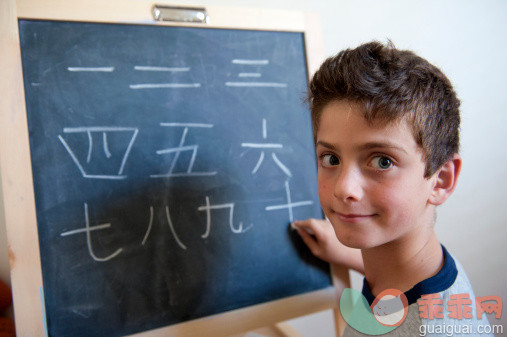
<box><xmin>241</xmin><ymin>118</ymin><xmax>292</xmax><ymax>177</ymax></box>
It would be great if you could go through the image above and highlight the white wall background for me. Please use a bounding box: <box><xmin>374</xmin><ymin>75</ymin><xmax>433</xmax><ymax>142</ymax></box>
<box><xmin>1</xmin><ymin>0</ymin><xmax>506</xmax><ymax>335</ymax></box>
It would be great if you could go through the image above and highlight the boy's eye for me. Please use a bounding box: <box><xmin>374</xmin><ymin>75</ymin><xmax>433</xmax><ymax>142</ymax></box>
<box><xmin>371</xmin><ymin>156</ymin><xmax>393</xmax><ymax>170</ymax></box>
<box><xmin>321</xmin><ymin>154</ymin><xmax>340</xmax><ymax>167</ymax></box>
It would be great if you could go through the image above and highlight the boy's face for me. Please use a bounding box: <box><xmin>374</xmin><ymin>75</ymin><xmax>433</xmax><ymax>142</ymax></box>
<box><xmin>316</xmin><ymin>100</ymin><xmax>437</xmax><ymax>249</ymax></box>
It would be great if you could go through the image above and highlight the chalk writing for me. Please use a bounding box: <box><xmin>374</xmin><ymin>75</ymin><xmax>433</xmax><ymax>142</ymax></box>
<box><xmin>130</xmin><ymin>65</ymin><xmax>200</xmax><ymax>89</ymax></box>
<box><xmin>57</xmin><ymin>120</ymin><xmax>314</xmax><ymax>261</ymax></box>
<box><xmin>141</xmin><ymin>206</ymin><xmax>154</xmax><ymax>246</ymax></box>
<box><xmin>58</xmin><ymin>127</ymin><xmax>139</xmax><ymax>180</ymax></box>
<box><xmin>150</xmin><ymin>123</ymin><xmax>218</xmax><ymax>178</ymax></box>
<box><xmin>242</xmin><ymin>119</ymin><xmax>292</xmax><ymax>177</ymax></box>
<box><xmin>265</xmin><ymin>180</ymin><xmax>314</xmax><ymax>223</ymax></box>
<box><xmin>198</xmin><ymin>196</ymin><xmax>253</xmax><ymax>238</ymax></box>
<box><xmin>60</xmin><ymin>203</ymin><xmax>123</xmax><ymax>262</ymax></box>
<box><xmin>130</xmin><ymin>83</ymin><xmax>201</xmax><ymax>89</ymax></box>
<box><xmin>238</xmin><ymin>73</ymin><xmax>261</xmax><ymax>78</ymax></box>
<box><xmin>165</xmin><ymin>206</ymin><xmax>187</xmax><ymax>250</ymax></box>
<box><xmin>226</xmin><ymin>59</ymin><xmax>287</xmax><ymax>88</ymax></box>
<box><xmin>141</xmin><ymin>205</ymin><xmax>187</xmax><ymax>250</ymax></box>
<box><xmin>134</xmin><ymin>66</ymin><xmax>190</xmax><ymax>72</ymax></box>
<box><xmin>232</xmin><ymin>59</ymin><xmax>269</xmax><ymax>65</ymax></box>
<box><xmin>67</xmin><ymin>67</ymin><xmax>115</xmax><ymax>72</ymax></box>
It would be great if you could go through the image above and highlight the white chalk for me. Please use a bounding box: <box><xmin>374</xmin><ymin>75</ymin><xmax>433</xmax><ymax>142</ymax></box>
<box><xmin>290</xmin><ymin>222</ymin><xmax>314</xmax><ymax>235</ymax></box>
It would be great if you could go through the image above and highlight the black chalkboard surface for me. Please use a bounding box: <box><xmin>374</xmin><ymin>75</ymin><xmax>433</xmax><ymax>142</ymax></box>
<box><xmin>18</xmin><ymin>19</ymin><xmax>330</xmax><ymax>337</ymax></box>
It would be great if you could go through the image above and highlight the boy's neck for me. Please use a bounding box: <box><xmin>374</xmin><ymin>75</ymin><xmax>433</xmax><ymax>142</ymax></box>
<box><xmin>361</xmin><ymin>226</ymin><xmax>444</xmax><ymax>297</ymax></box>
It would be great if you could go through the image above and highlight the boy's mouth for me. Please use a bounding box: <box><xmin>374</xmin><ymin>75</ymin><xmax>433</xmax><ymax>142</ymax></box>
<box><xmin>334</xmin><ymin>211</ymin><xmax>376</xmax><ymax>223</ymax></box>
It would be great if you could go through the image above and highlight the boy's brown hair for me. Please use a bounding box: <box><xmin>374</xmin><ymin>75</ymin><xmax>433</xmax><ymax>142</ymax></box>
<box><xmin>308</xmin><ymin>41</ymin><xmax>460</xmax><ymax>177</ymax></box>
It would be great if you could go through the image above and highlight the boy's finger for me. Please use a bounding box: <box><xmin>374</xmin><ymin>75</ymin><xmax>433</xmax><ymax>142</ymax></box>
<box><xmin>296</xmin><ymin>228</ymin><xmax>319</xmax><ymax>254</ymax></box>
<box><xmin>291</xmin><ymin>220</ymin><xmax>315</xmax><ymax>235</ymax></box>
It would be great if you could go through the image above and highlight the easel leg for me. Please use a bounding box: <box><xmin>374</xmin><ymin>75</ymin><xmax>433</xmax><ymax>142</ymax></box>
<box><xmin>331</xmin><ymin>265</ymin><xmax>351</xmax><ymax>337</ymax></box>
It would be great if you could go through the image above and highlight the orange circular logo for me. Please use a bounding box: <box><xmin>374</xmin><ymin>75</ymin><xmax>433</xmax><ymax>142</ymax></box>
<box><xmin>371</xmin><ymin>289</ymin><xmax>409</xmax><ymax>327</ymax></box>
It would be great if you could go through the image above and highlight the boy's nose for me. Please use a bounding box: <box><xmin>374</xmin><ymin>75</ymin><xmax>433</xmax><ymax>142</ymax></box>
<box><xmin>333</xmin><ymin>166</ymin><xmax>364</xmax><ymax>202</ymax></box>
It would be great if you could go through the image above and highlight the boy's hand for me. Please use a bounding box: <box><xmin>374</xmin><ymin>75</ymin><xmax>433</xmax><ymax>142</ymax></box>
<box><xmin>292</xmin><ymin>218</ymin><xmax>364</xmax><ymax>274</ymax></box>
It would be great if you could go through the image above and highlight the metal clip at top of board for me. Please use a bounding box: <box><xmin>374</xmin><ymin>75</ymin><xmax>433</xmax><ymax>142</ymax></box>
<box><xmin>152</xmin><ymin>5</ymin><xmax>209</xmax><ymax>23</ymax></box>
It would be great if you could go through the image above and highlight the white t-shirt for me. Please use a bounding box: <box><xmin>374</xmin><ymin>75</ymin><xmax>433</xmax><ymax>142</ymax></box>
<box><xmin>343</xmin><ymin>246</ymin><xmax>493</xmax><ymax>337</ymax></box>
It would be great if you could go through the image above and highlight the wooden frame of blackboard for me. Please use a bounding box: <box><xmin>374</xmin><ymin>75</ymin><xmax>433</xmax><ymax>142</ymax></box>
<box><xmin>0</xmin><ymin>0</ymin><xmax>351</xmax><ymax>336</ymax></box>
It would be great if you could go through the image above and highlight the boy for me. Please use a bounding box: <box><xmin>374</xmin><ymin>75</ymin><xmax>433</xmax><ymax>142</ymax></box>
<box><xmin>293</xmin><ymin>41</ymin><xmax>493</xmax><ymax>336</ymax></box>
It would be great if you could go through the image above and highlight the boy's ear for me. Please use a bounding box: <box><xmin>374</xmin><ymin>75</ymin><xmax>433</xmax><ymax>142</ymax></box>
<box><xmin>428</xmin><ymin>154</ymin><xmax>462</xmax><ymax>206</ymax></box>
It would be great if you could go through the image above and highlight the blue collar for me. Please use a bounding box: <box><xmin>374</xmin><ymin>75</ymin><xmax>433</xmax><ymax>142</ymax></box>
<box><xmin>361</xmin><ymin>245</ymin><xmax>458</xmax><ymax>305</ymax></box>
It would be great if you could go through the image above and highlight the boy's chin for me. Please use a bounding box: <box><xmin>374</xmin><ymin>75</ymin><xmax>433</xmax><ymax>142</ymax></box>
<box><xmin>336</xmin><ymin>233</ymin><xmax>381</xmax><ymax>250</ymax></box>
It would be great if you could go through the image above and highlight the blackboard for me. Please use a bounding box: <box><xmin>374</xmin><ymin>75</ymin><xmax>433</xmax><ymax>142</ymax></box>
<box><xmin>18</xmin><ymin>19</ymin><xmax>330</xmax><ymax>337</ymax></box>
